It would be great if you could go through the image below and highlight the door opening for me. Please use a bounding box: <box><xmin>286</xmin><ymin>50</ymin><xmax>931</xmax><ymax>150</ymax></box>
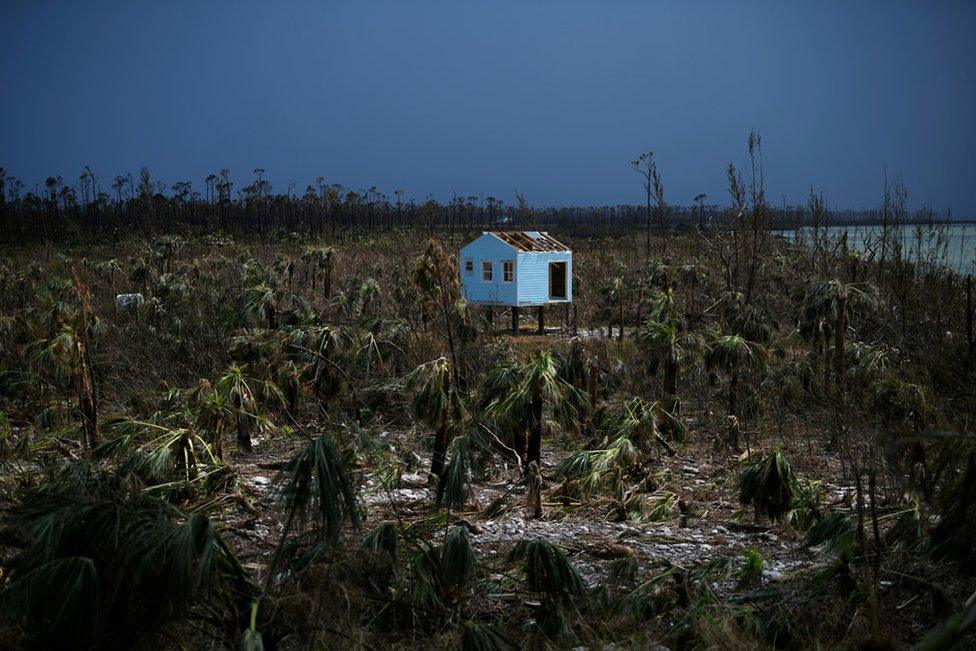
<box><xmin>549</xmin><ymin>261</ymin><xmax>567</xmax><ymax>299</ymax></box>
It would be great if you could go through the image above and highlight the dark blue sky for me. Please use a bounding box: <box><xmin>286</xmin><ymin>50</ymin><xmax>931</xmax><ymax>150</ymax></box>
<box><xmin>2</xmin><ymin>2</ymin><xmax>974</xmax><ymax>214</ymax></box>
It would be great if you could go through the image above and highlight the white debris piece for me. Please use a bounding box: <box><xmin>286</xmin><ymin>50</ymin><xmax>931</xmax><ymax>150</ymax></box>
<box><xmin>116</xmin><ymin>293</ymin><xmax>145</xmax><ymax>311</ymax></box>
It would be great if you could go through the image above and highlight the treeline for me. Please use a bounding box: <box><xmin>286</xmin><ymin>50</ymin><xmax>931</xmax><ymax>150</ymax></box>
<box><xmin>0</xmin><ymin>164</ymin><xmax>956</xmax><ymax>244</ymax></box>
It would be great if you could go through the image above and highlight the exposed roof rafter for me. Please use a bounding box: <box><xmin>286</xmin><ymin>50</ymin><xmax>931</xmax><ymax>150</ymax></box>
<box><xmin>490</xmin><ymin>231</ymin><xmax>569</xmax><ymax>252</ymax></box>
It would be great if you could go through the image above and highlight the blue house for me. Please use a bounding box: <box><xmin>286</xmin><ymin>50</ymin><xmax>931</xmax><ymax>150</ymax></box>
<box><xmin>459</xmin><ymin>231</ymin><xmax>572</xmax><ymax>332</ymax></box>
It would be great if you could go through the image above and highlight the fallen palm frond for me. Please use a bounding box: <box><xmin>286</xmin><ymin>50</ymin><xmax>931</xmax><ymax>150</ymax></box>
<box><xmin>97</xmin><ymin>417</ymin><xmax>220</xmax><ymax>490</ymax></box>
<box><xmin>461</xmin><ymin>621</ymin><xmax>518</xmax><ymax>651</ymax></box>
<box><xmin>918</xmin><ymin>589</ymin><xmax>976</xmax><ymax>651</ymax></box>
<box><xmin>276</xmin><ymin>433</ymin><xmax>359</xmax><ymax>546</ymax></box>
<box><xmin>402</xmin><ymin>525</ymin><xmax>477</xmax><ymax>612</ymax></box>
<box><xmin>803</xmin><ymin>511</ymin><xmax>855</xmax><ymax>553</ymax></box>
<box><xmin>621</xmin><ymin>565</ymin><xmax>676</xmax><ymax>620</ymax></box>
<box><xmin>361</xmin><ymin>522</ymin><xmax>399</xmax><ymax>560</ymax></box>
<box><xmin>739</xmin><ymin>450</ymin><xmax>796</xmax><ymax>522</ymax></box>
<box><xmin>931</xmin><ymin>449</ymin><xmax>976</xmax><ymax>566</ymax></box>
<box><xmin>437</xmin><ymin>422</ymin><xmax>490</xmax><ymax>511</ymax></box>
<box><xmin>553</xmin><ymin>435</ymin><xmax>638</xmax><ymax>500</ymax></box>
<box><xmin>508</xmin><ymin>540</ymin><xmax>585</xmax><ymax>603</ymax></box>
<box><xmin>0</xmin><ymin>462</ymin><xmax>253</xmax><ymax>648</ymax></box>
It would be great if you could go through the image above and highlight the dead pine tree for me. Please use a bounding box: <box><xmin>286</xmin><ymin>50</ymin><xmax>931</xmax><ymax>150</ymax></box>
<box><xmin>70</xmin><ymin>265</ymin><xmax>99</xmax><ymax>451</ymax></box>
<box><xmin>631</xmin><ymin>151</ymin><xmax>665</xmax><ymax>256</ymax></box>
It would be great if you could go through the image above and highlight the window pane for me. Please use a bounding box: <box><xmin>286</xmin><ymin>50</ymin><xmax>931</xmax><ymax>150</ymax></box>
<box><xmin>503</xmin><ymin>260</ymin><xmax>513</xmax><ymax>282</ymax></box>
<box><xmin>482</xmin><ymin>261</ymin><xmax>492</xmax><ymax>281</ymax></box>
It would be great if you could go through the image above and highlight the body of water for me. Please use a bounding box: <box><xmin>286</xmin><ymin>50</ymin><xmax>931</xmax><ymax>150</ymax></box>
<box><xmin>774</xmin><ymin>223</ymin><xmax>976</xmax><ymax>275</ymax></box>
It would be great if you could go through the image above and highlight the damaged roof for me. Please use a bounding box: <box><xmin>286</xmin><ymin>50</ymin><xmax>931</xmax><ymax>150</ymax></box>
<box><xmin>489</xmin><ymin>230</ymin><xmax>570</xmax><ymax>252</ymax></box>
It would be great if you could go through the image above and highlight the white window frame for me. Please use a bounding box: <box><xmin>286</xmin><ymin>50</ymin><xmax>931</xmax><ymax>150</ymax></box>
<box><xmin>502</xmin><ymin>260</ymin><xmax>514</xmax><ymax>283</ymax></box>
<box><xmin>464</xmin><ymin>258</ymin><xmax>473</xmax><ymax>274</ymax></box>
<box><xmin>481</xmin><ymin>260</ymin><xmax>493</xmax><ymax>282</ymax></box>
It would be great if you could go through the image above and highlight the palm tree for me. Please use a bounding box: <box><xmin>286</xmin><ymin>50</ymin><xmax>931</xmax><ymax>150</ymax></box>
<box><xmin>404</xmin><ymin>357</ymin><xmax>465</xmax><ymax>478</ymax></box>
<box><xmin>636</xmin><ymin>288</ymin><xmax>700</xmax><ymax>413</ymax></box>
<box><xmin>244</xmin><ymin>282</ymin><xmax>278</xmax><ymax>329</ymax></box>
<box><xmin>487</xmin><ymin>351</ymin><xmax>583</xmax><ymax>468</ymax></box>
<box><xmin>0</xmin><ymin>466</ymin><xmax>252</xmax><ymax>648</ymax></box>
<box><xmin>27</xmin><ymin>269</ymin><xmax>99</xmax><ymax>451</ymax></box>
<box><xmin>739</xmin><ymin>450</ymin><xmax>796</xmax><ymax>522</ymax></box>
<box><xmin>187</xmin><ymin>378</ymin><xmax>232</xmax><ymax>460</ymax></box>
<box><xmin>215</xmin><ymin>364</ymin><xmax>282</xmax><ymax>453</ymax></box>
<box><xmin>301</xmin><ymin>246</ymin><xmax>337</xmax><ymax>299</ymax></box>
<box><xmin>706</xmin><ymin>333</ymin><xmax>763</xmax><ymax>443</ymax></box>
<box><xmin>799</xmin><ymin>279</ymin><xmax>876</xmax><ymax>399</ymax></box>
<box><xmin>30</xmin><ymin>323</ymin><xmax>98</xmax><ymax>450</ymax></box>
<box><xmin>600</xmin><ymin>277</ymin><xmax>624</xmax><ymax>339</ymax></box>
<box><xmin>292</xmin><ymin>325</ymin><xmax>345</xmax><ymax>416</ymax></box>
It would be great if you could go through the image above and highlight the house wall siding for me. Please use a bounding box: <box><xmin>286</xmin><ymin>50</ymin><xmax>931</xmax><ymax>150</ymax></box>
<box><xmin>516</xmin><ymin>251</ymin><xmax>572</xmax><ymax>306</ymax></box>
<box><xmin>459</xmin><ymin>234</ymin><xmax>518</xmax><ymax>304</ymax></box>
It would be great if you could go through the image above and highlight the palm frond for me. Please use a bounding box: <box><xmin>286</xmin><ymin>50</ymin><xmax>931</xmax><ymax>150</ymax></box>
<box><xmin>461</xmin><ymin>621</ymin><xmax>518</xmax><ymax>651</ymax></box>
<box><xmin>437</xmin><ymin>424</ymin><xmax>488</xmax><ymax>511</ymax></box>
<box><xmin>0</xmin><ymin>556</ymin><xmax>98</xmax><ymax>648</ymax></box>
<box><xmin>738</xmin><ymin>450</ymin><xmax>796</xmax><ymax>522</ymax></box>
<box><xmin>508</xmin><ymin>539</ymin><xmax>585</xmax><ymax>603</ymax></box>
<box><xmin>277</xmin><ymin>434</ymin><xmax>358</xmax><ymax>543</ymax></box>
<box><xmin>803</xmin><ymin>512</ymin><xmax>855</xmax><ymax>552</ymax></box>
<box><xmin>361</xmin><ymin>522</ymin><xmax>399</xmax><ymax>560</ymax></box>
<box><xmin>441</xmin><ymin>525</ymin><xmax>476</xmax><ymax>593</ymax></box>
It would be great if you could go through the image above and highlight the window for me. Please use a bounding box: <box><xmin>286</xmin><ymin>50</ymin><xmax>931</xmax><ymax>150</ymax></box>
<box><xmin>464</xmin><ymin>258</ymin><xmax>473</xmax><ymax>274</ymax></box>
<box><xmin>482</xmin><ymin>261</ymin><xmax>493</xmax><ymax>281</ymax></box>
<box><xmin>503</xmin><ymin>260</ymin><xmax>514</xmax><ymax>282</ymax></box>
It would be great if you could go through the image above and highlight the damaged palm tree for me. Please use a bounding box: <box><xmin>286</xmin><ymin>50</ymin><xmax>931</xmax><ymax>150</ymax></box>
<box><xmin>706</xmin><ymin>332</ymin><xmax>763</xmax><ymax>447</ymax></box>
<box><xmin>637</xmin><ymin>287</ymin><xmax>701</xmax><ymax>415</ymax></box>
<box><xmin>799</xmin><ymin>279</ymin><xmax>877</xmax><ymax>399</ymax></box>
<box><xmin>26</xmin><ymin>265</ymin><xmax>100</xmax><ymax>451</ymax></box>
<box><xmin>738</xmin><ymin>450</ymin><xmax>797</xmax><ymax>522</ymax></box>
<box><xmin>487</xmin><ymin>350</ymin><xmax>584</xmax><ymax>469</ymax></box>
<box><xmin>412</xmin><ymin>238</ymin><xmax>468</xmax><ymax>383</ymax></box>
<box><xmin>404</xmin><ymin>356</ymin><xmax>466</xmax><ymax>480</ymax></box>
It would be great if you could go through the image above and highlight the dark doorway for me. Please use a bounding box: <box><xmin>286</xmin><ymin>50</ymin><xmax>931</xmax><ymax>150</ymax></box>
<box><xmin>549</xmin><ymin>261</ymin><xmax>567</xmax><ymax>299</ymax></box>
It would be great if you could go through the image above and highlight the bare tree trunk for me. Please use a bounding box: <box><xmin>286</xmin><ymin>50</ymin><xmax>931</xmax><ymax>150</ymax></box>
<box><xmin>665</xmin><ymin>355</ymin><xmax>678</xmax><ymax>412</ymax></box>
<box><xmin>835</xmin><ymin>294</ymin><xmax>846</xmax><ymax>399</ymax></box>
<box><xmin>528</xmin><ymin>389</ymin><xmax>543</xmax><ymax>467</ymax></box>
<box><xmin>728</xmin><ymin>368</ymin><xmax>738</xmax><ymax>420</ymax></box>
<box><xmin>967</xmin><ymin>275</ymin><xmax>974</xmax><ymax>367</ymax></box>
<box><xmin>430</xmin><ymin>422</ymin><xmax>448</xmax><ymax>478</ymax></box>
<box><xmin>617</xmin><ymin>295</ymin><xmax>624</xmax><ymax>342</ymax></box>
<box><xmin>75</xmin><ymin>351</ymin><xmax>98</xmax><ymax>451</ymax></box>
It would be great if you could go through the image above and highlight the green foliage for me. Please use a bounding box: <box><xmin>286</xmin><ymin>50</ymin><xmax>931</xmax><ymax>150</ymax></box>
<box><xmin>403</xmin><ymin>525</ymin><xmax>477</xmax><ymax>612</ymax></box>
<box><xmin>461</xmin><ymin>621</ymin><xmax>518</xmax><ymax>651</ymax></box>
<box><xmin>932</xmin><ymin>450</ymin><xmax>976</xmax><ymax>567</ymax></box>
<box><xmin>436</xmin><ymin>423</ymin><xmax>489</xmax><ymax>511</ymax></box>
<box><xmin>277</xmin><ymin>433</ymin><xmax>358</xmax><ymax>544</ymax></box>
<box><xmin>441</xmin><ymin>525</ymin><xmax>476</xmax><ymax>593</ymax></box>
<box><xmin>803</xmin><ymin>512</ymin><xmax>855</xmax><ymax>553</ymax></box>
<box><xmin>508</xmin><ymin>540</ymin><xmax>585</xmax><ymax>603</ymax></box>
<box><xmin>737</xmin><ymin>548</ymin><xmax>764</xmax><ymax>587</ymax></box>
<box><xmin>738</xmin><ymin>450</ymin><xmax>796</xmax><ymax>522</ymax></box>
<box><xmin>0</xmin><ymin>463</ymin><xmax>252</xmax><ymax>648</ymax></box>
<box><xmin>361</xmin><ymin>522</ymin><xmax>399</xmax><ymax>560</ymax></box>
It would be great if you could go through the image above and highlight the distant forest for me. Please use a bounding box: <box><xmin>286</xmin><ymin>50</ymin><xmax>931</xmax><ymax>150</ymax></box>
<box><xmin>0</xmin><ymin>164</ymin><xmax>960</xmax><ymax>244</ymax></box>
